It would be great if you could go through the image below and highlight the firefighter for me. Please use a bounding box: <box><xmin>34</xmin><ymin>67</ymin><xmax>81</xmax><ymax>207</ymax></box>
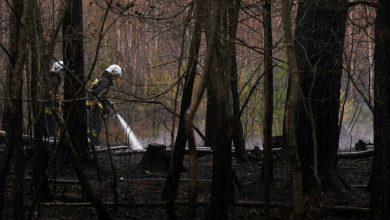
<box><xmin>87</xmin><ymin>64</ymin><xmax>122</xmax><ymax>147</ymax></box>
<box><xmin>44</xmin><ymin>61</ymin><xmax>64</xmax><ymax>137</ymax></box>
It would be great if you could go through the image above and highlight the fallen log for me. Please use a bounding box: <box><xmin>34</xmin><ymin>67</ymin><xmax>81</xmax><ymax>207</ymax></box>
<box><xmin>124</xmin><ymin>178</ymin><xmax>212</xmax><ymax>183</ymax></box>
<box><xmin>337</xmin><ymin>149</ymin><xmax>374</xmax><ymax>159</ymax></box>
<box><xmin>38</xmin><ymin>200</ymin><xmax>287</xmax><ymax>208</ymax></box>
<box><xmin>94</xmin><ymin>146</ymin><xmax>131</xmax><ymax>152</ymax></box>
<box><xmin>328</xmin><ymin>206</ymin><xmax>370</xmax><ymax>213</ymax></box>
<box><xmin>351</xmin><ymin>184</ymin><xmax>368</xmax><ymax>188</ymax></box>
<box><xmin>24</xmin><ymin>176</ymin><xmax>213</xmax><ymax>184</ymax></box>
<box><xmin>113</xmin><ymin>147</ymin><xmax>282</xmax><ymax>157</ymax></box>
<box><xmin>75</xmin><ymin>145</ymin><xmax>376</xmax><ymax>160</ymax></box>
<box><xmin>0</xmin><ymin>130</ymin><xmax>55</xmax><ymax>145</ymax></box>
<box><xmin>51</xmin><ymin>193</ymin><xmax>84</xmax><ymax>202</ymax></box>
<box><xmin>113</xmin><ymin>150</ymin><xmax>145</xmax><ymax>156</ymax></box>
<box><xmin>24</xmin><ymin>176</ymin><xmax>79</xmax><ymax>184</ymax></box>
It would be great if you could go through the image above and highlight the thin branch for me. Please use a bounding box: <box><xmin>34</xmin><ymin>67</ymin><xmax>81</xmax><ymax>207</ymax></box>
<box><xmin>346</xmin><ymin>71</ymin><xmax>374</xmax><ymax>113</ymax></box>
<box><xmin>239</xmin><ymin>72</ymin><xmax>265</xmax><ymax>117</ymax></box>
<box><xmin>0</xmin><ymin>44</ymin><xmax>13</xmax><ymax>64</ymax></box>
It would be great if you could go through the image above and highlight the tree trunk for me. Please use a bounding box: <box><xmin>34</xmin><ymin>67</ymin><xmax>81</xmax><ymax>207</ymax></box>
<box><xmin>0</xmin><ymin>0</ymin><xmax>23</xmax><ymax>218</ymax></box>
<box><xmin>162</xmin><ymin>2</ymin><xmax>202</xmax><ymax>218</ymax></box>
<box><xmin>61</xmin><ymin>2</ymin><xmax>110</xmax><ymax>218</ymax></box>
<box><xmin>5</xmin><ymin>0</ymin><xmax>33</xmax><ymax>219</ymax></box>
<box><xmin>231</xmin><ymin>50</ymin><xmax>247</xmax><ymax>159</ymax></box>
<box><xmin>205</xmin><ymin>0</ymin><xmax>218</xmax><ymax>149</ymax></box>
<box><xmin>205</xmin><ymin>84</ymin><xmax>218</xmax><ymax>148</ymax></box>
<box><xmin>66</xmin><ymin>133</ymin><xmax>111</xmax><ymax>220</ymax></box>
<box><xmin>281</xmin><ymin>0</ymin><xmax>304</xmax><ymax>218</ymax></box>
<box><xmin>229</xmin><ymin>0</ymin><xmax>248</xmax><ymax>161</ymax></box>
<box><xmin>206</xmin><ymin>0</ymin><xmax>235</xmax><ymax>218</ymax></box>
<box><xmin>184</xmin><ymin>0</ymin><xmax>218</xmax><ymax>218</ymax></box>
<box><xmin>294</xmin><ymin>0</ymin><xmax>348</xmax><ymax>191</ymax></box>
<box><xmin>30</xmin><ymin>0</ymin><xmax>51</xmax><ymax>201</ymax></box>
<box><xmin>63</xmin><ymin>0</ymin><xmax>89</xmax><ymax>161</ymax></box>
<box><xmin>31</xmin><ymin>44</ymin><xmax>51</xmax><ymax>202</ymax></box>
<box><xmin>262</xmin><ymin>0</ymin><xmax>274</xmax><ymax>216</ymax></box>
<box><xmin>47</xmin><ymin>107</ymin><xmax>111</xmax><ymax>219</ymax></box>
<box><xmin>370</xmin><ymin>0</ymin><xmax>390</xmax><ymax>218</ymax></box>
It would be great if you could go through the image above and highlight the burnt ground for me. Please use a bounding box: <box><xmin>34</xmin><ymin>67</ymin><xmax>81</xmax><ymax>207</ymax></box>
<box><xmin>1</xmin><ymin>146</ymin><xmax>372</xmax><ymax>220</ymax></box>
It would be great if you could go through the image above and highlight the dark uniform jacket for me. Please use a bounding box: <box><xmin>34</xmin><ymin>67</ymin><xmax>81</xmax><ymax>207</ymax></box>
<box><xmin>87</xmin><ymin>74</ymin><xmax>114</xmax><ymax>114</ymax></box>
<box><xmin>87</xmin><ymin>73</ymin><xmax>114</xmax><ymax>146</ymax></box>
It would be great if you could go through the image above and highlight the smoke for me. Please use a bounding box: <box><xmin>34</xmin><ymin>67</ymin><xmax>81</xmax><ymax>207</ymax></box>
<box><xmin>338</xmin><ymin>124</ymin><xmax>373</xmax><ymax>151</ymax></box>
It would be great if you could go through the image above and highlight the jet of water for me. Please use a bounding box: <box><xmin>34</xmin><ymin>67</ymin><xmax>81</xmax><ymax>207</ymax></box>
<box><xmin>116</xmin><ymin>113</ymin><xmax>143</xmax><ymax>150</ymax></box>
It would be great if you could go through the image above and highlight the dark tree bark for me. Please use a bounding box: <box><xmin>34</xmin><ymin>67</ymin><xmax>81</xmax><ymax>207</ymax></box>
<box><xmin>369</xmin><ymin>0</ymin><xmax>390</xmax><ymax>218</ymax></box>
<box><xmin>63</xmin><ymin>0</ymin><xmax>89</xmax><ymax>161</ymax></box>
<box><xmin>205</xmin><ymin>14</ymin><xmax>219</xmax><ymax>149</ymax></box>
<box><xmin>4</xmin><ymin>0</ymin><xmax>33</xmax><ymax>219</ymax></box>
<box><xmin>229</xmin><ymin>0</ymin><xmax>248</xmax><ymax>161</ymax></box>
<box><xmin>184</xmin><ymin>0</ymin><xmax>219</xmax><ymax>217</ymax></box>
<box><xmin>63</xmin><ymin>130</ymin><xmax>111</xmax><ymax>220</ymax></box>
<box><xmin>294</xmin><ymin>0</ymin><xmax>348</xmax><ymax>191</ymax></box>
<box><xmin>162</xmin><ymin>1</ymin><xmax>202</xmax><ymax>217</ymax></box>
<box><xmin>30</xmin><ymin>0</ymin><xmax>51</xmax><ymax>201</ymax></box>
<box><xmin>205</xmin><ymin>84</ymin><xmax>218</xmax><ymax>148</ymax></box>
<box><xmin>27</xmin><ymin>3</ymin><xmax>72</xmax><ymax>215</ymax></box>
<box><xmin>231</xmin><ymin>52</ymin><xmax>247</xmax><ymax>159</ymax></box>
<box><xmin>45</xmin><ymin>105</ymin><xmax>111</xmax><ymax>219</ymax></box>
<box><xmin>0</xmin><ymin>1</ymin><xmax>23</xmax><ymax>218</ymax></box>
<box><xmin>281</xmin><ymin>0</ymin><xmax>304</xmax><ymax>217</ymax></box>
<box><xmin>205</xmin><ymin>0</ymin><xmax>235</xmax><ymax>218</ymax></box>
<box><xmin>61</xmin><ymin>1</ymin><xmax>110</xmax><ymax>218</ymax></box>
<box><xmin>31</xmin><ymin>35</ymin><xmax>51</xmax><ymax>202</ymax></box>
<box><xmin>262</xmin><ymin>0</ymin><xmax>274</xmax><ymax>216</ymax></box>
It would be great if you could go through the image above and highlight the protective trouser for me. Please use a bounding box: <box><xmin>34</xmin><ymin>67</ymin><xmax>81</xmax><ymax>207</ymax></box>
<box><xmin>44</xmin><ymin>106</ymin><xmax>56</xmax><ymax>137</ymax></box>
<box><xmin>86</xmin><ymin>100</ymin><xmax>104</xmax><ymax>147</ymax></box>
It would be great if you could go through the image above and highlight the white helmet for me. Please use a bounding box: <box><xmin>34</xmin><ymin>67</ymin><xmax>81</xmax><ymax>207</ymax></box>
<box><xmin>105</xmin><ymin>64</ymin><xmax>122</xmax><ymax>77</ymax></box>
<box><xmin>51</xmin><ymin>61</ymin><xmax>64</xmax><ymax>73</ymax></box>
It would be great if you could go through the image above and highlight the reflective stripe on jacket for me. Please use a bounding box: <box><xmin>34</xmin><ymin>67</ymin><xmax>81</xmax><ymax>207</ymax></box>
<box><xmin>86</xmin><ymin>100</ymin><xmax>103</xmax><ymax>109</ymax></box>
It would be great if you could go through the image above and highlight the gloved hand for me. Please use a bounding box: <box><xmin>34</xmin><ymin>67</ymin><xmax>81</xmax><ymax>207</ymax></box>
<box><xmin>109</xmin><ymin>100</ymin><xmax>116</xmax><ymax>109</ymax></box>
<box><xmin>102</xmin><ymin>99</ymin><xmax>116</xmax><ymax>116</ymax></box>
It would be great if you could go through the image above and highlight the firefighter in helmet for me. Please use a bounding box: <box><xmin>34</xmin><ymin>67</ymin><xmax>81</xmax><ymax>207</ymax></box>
<box><xmin>87</xmin><ymin>64</ymin><xmax>122</xmax><ymax>147</ymax></box>
<box><xmin>44</xmin><ymin>61</ymin><xmax>64</xmax><ymax>137</ymax></box>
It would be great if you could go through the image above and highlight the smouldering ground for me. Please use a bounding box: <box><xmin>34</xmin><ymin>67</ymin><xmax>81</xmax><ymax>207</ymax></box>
<box><xmin>1</xmin><ymin>146</ymin><xmax>373</xmax><ymax>219</ymax></box>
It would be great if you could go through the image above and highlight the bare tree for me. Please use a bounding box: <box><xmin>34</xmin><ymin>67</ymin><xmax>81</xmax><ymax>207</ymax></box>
<box><xmin>0</xmin><ymin>0</ymin><xmax>23</xmax><ymax>218</ymax></box>
<box><xmin>369</xmin><ymin>0</ymin><xmax>390</xmax><ymax>218</ymax></box>
<box><xmin>202</xmin><ymin>0</ymin><xmax>235</xmax><ymax>218</ymax></box>
<box><xmin>162</xmin><ymin>0</ymin><xmax>202</xmax><ymax>218</ymax></box>
<box><xmin>205</xmin><ymin>84</ymin><xmax>218</xmax><ymax>148</ymax></box>
<box><xmin>184</xmin><ymin>0</ymin><xmax>219</xmax><ymax>217</ymax></box>
<box><xmin>61</xmin><ymin>1</ymin><xmax>111</xmax><ymax>219</ymax></box>
<box><xmin>63</xmin><ymin>0</ymin><xmax>89</xmax><ymax>161</ymax></box>
<box><xmin>2</xmin><ymin>0</ymin><xmax>33</xmax><ymax>219</ymax></box>
<box><xmin>281</xmin><ymin>0</ymin><xmax>304</xmax><ymax>218</ymax></box>
<box><xmin>294</xmin><ymin>0</ymin><xmax>348</xmax><ymax>191</ymax></box>
<box><xmin>229</xmin><ymin>0</ymin><xmax>249</xmax><ymax>161</ymax></box>
<box><xmin>30</xmin><ymin>0</ymin><xmax>51</xmax><ymax>201</ymax></box>
<box><xmin>262</xmin><ymin>0</ymin><xmax>274</xmax><ymax>216</ymax></box>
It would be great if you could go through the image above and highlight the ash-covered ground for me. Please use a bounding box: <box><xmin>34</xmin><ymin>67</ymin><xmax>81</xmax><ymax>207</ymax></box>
<box><xmin>1</xmin><ymin>145</ymin><xmax>372</xmax><ymax>219</ymax></box>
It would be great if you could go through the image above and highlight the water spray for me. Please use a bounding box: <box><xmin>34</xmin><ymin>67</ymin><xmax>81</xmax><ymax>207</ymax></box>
<box><xmin>116</xmin><ymin>113</ymin><xmax>143</xmax><ymax>151</ymax></box>
<box><xmin>106</xmin><ymin>101</ymin><xmax>143</xmax><ymax>150</ymax></box>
